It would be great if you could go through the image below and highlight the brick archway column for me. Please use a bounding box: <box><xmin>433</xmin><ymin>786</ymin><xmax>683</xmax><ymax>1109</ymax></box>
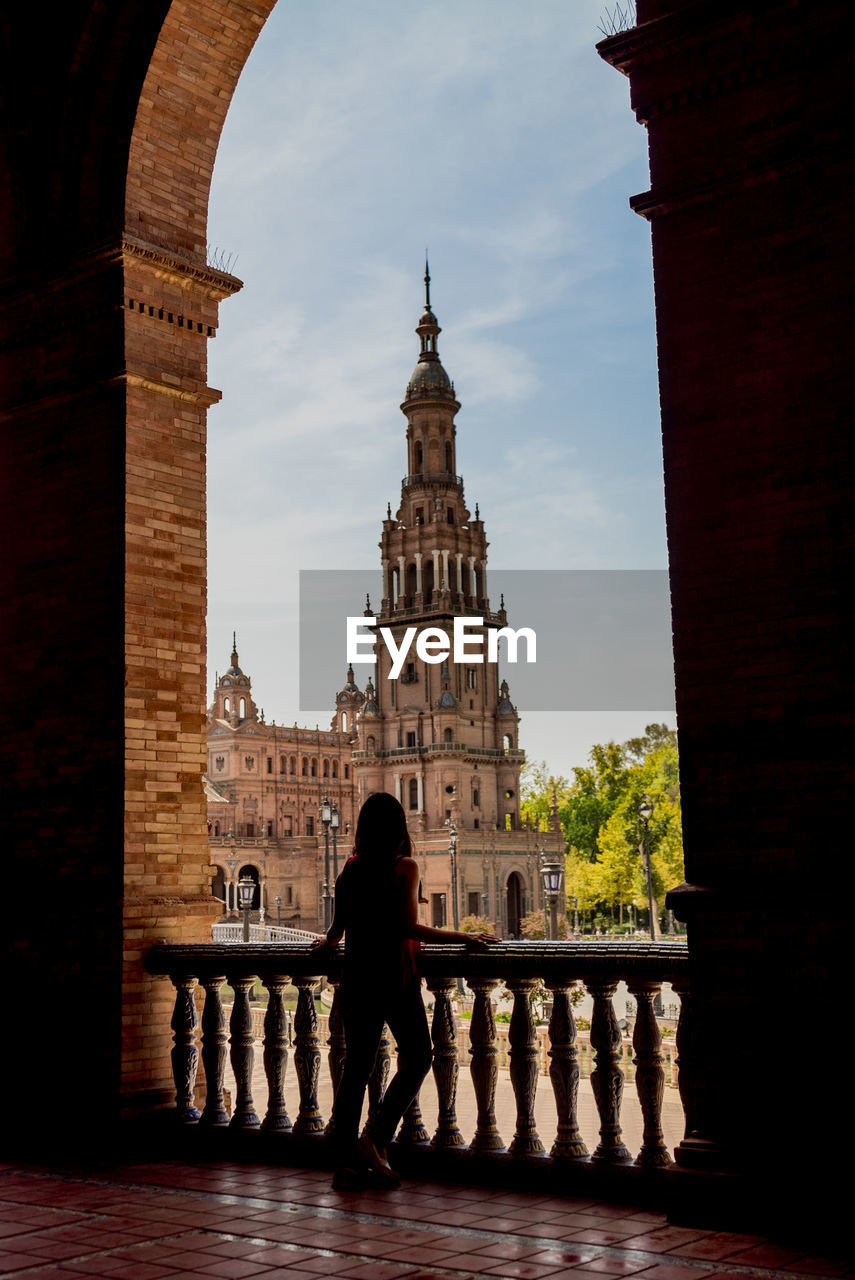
<box><xmin>1</xmin><ymin>0</ymin><xmax>277</xmax><ymax>1143</ymax></box>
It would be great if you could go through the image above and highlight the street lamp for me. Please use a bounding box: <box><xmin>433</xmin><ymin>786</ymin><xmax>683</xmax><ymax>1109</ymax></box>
<box><xmin>237</xmin><ymin>875</ymin><xmax>255</xmax><ymax>942</ymax></box>
<box><xmin>540</xmin><ymin>849</ymin><xmax>562</xmax><ymax>940</ymax></box>
<box><xmin>447</xmin><ymin>820</ymin><xmax>460</xmax><ymax>930</ymax></box>
<box><xmin>331</xmin><ymin>802</ymin><xmax>340</xmax><ymax>880</ymax></box>
<box><xmin>637</xmin><ymin>796</ymin><xmax>657</xmax><ymax>940</ymax></box>
<box><xmin>320</xmin><ymin>797</ymin><xmax>332</xmax><ymax>931</ymax></box>
<box><xmin>275</xmin><ymin>894</ymin><xmax>281</xmax><ymax>927</ymax></box>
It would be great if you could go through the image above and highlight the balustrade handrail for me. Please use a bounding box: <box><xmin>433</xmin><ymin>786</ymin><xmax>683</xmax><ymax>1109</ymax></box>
<box><xmin>147</xmin><ymin>939</ymin><xmax>688</xmax><ymax>982</ymax></box>
<box><xmin>145</xmin><ymin>939</ymin><xmax>690</xmax><ymax>1170</ymax></box>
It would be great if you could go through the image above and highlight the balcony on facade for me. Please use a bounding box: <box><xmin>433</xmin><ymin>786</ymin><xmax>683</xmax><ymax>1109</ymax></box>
<box><xmin>352</xmin><ymin>742</ymin><xmax>526</xmax><ymax>764</ymax></box>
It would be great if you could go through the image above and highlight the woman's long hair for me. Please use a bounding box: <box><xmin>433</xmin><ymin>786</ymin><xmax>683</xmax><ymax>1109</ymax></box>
<box><xmin>352</xmin><ymin>792</ymin><xmax>413</xmax><ymax>863</ymax></box>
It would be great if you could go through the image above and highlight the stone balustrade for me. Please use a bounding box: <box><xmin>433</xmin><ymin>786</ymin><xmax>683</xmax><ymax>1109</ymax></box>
<box><xmin>146</xmin><ymin>940</ymin><xmax>690</xmax><ymax>1173</ymax></box>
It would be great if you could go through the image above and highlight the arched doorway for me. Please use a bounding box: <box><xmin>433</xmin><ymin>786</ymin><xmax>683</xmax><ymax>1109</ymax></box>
<box><xmin>211</xmin><ymin>865</ymin><xmax>226</xmax><ymax>911</ymax></box>
<box><xmin>506</xmin><ymin>871</ymin><xmax>524</xmax><ymax>939</ymax></box>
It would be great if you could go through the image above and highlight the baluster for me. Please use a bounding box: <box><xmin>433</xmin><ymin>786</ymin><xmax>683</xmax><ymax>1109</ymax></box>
<box><xmin>545</xmin><ymin>980</ymin><xmax>587</xmax><ymax>1158</ymax></box>
<box><xmin>627</xmin><ymin>979</ymin><xmax>672</xmax><ymax>1166</ymax></box>
<box><xmin>199</xmin><ymin>974</ymin><xmax>229</xmax><ymax>1126</ymax></box>
<box><xmin>398</xmin><ymin>1094</ymin><xmax>430</xmax><ymax>1144</ymax></box>
<box><xmin>170</xmin><ymin>975</ymin><xmax>201</xmax><ymax>1123</ymax></box>
<box><xmin>261</xmin><ymin>973</ymin><xmax>292</xmax><ymax>1132</ymax></box>
<box><xmin>325</xmin><ymin>978</ymin><xmax>346</xmax><ymax>1137</ymax></box>
<box><xmin>367</xmin><ymin>1023</ymin><xmax>392</xmax><ymax>1129</ymax></box>
<box><xmin>507</xmin><ymin>978</ymin><xmax>545</xmax><ymax>1157</ymax></box>
<box><xmin>228</xmin><ymin>973</ymin><xmax>260</xmax><ymax>1129</ymax></box>
<box><xmin>588</xmin><ymin>979</ymin><xmax>631</xmax><ymax>1161</ymax></box>
<box><xmin>426</xmin><ymin>978</ymin><xmax>464</xmax><ymax>1146</ymax></box>
<box><xmin>468</xmin><ymin>977</ymin><xmax>504</xmax><ymax>1150</ymax></box>
<box><xmin>293</xmin><ymin>975</ymin><xmax>324</xmax><ymax>1133</ymax></box>
<box><xmin>672</xmin><ymin>974</ymin><xmax>700</xmax><ymax>1151</ymax></box>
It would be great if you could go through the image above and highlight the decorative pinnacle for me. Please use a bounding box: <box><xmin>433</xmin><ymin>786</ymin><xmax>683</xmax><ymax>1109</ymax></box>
<box><xmin>424</xmin><ymin>252</ymin><xmax>432</xmax><ymax>313</ymax></box>
<box><xmin>475</xmin><ymin>502</ymin><xmax>480</xmax><ymax>519</ymax></box>
<box><xmin>500</xmin><ymin>592</ymin><xmax>505</xmax><ymax>608</ymax></box>
<box><xmin>231</xmin><ymin>631</ymin><xmax>238</xmax><ymax>664</ymax></box>
<box><xmin>387</xmin><ymin>502</ymin><xmax>392</xmax><ymax>519</ymax></box>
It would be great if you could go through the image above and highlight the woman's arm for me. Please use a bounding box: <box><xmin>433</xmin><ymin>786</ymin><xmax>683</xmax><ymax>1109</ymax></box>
<box><xmin>397</xmin><ymin>858</ymin><xmax>497</xmax><ymax>946</ymax></box>
<box><xmin>310</xmin><ymin>868</ymin><xmax>348</xmax><ymax>949</ymax></box>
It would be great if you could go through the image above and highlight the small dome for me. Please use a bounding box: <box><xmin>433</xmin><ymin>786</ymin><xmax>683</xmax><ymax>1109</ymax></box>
<box><xmin>407</xmin><ymin>359</ymin><xmax>452</xmax><ymax>396</ymax></box>
<box><xmin>498</xmin><ymin>699</ymin><xmax>515</xmax><ymax>714</ymax></box>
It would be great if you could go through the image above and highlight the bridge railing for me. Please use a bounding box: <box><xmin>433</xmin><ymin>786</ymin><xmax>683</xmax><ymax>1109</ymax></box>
<box><xmin>145</xmin><ymin>940</ymin><xmax>691</xmax><ymax>1169</ymax></box>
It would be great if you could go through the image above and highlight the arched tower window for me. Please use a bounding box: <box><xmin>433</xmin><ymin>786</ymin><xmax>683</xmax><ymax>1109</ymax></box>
<box><xmin>408</xmin><ymin>777</ymin><xmax>418</xmax><ymax>810</ymax></box>
<box><xmin>223</xmin><ymin>697</ymin><xmax>230</xmax><ymax>712</ymax></box>
<box><xmin>323</xmin><ymin>759</ymin><xmax>329</xmax><ymax>777</ymax></box>
<box><xmin>332</xmin><ymin>759</ymin><xmax>339</xmax><ymax>778</ymax></box>
<box><xmin>406</xmin><ymin>562</ymin><xmax>417</xmax><ymax>600</ymax></box>
<box><xmin>290</xmin><ymin>755</ymin><xmax>296</xmax><ymax>775</ymax></box>
<box><xmin>239</xmin><ymin>696</ymin><xmax>246</xmax><ymax>718</ymax></box>
<box><xmin>341</xmin><ymin>712</ymin><xmax>348</xmax><ymax>731</ymax></box>
<box><xmin>301</xmin><ymin>758</ymin><xmax>308</xmax><ymax>776</ymax></box>
<box><xmin>311</xmin><ymin>757</ymin><xmax>317</xmax><ymax>777</ymax></box>
<box><xmin>415</xmin><ymin>440</ymin><xmax>423</xmax><ymax>471</ymax></box>
<box><xmin>443</xmin><ymin>727</ymin><xmax>453</xmax><ymax>743</ymax></box>
<box><xmin>445</xmin><ymin>441</ymin><xmax>452</xmax><ymax>472</ymax></box>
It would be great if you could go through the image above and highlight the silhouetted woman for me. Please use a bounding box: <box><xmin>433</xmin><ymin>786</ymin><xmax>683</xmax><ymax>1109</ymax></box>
<box><xmin>312</xmin><ymin>791</ymin><xmax>495</xmax><ymax>1189</ymax></box>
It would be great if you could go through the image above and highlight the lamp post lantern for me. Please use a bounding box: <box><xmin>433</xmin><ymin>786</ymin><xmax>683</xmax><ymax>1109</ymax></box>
<box><xmin>237</xmin><ymin>875</ymin><xmax>255</xmax><ymax>942</ymax></box>
<box><xmin>320</xmin><ymin>797</ymin><xmax>332</xmax><ymax>931</ymax></box>
<box><xmin>540</xmin><ymin>849</ymin><xmax>562</xmax><ymax>940</ymax></box>
<box><xmin>637</xmin><ymin>796</ymin><xmax>657</xmax><ymax>940</ymax></box>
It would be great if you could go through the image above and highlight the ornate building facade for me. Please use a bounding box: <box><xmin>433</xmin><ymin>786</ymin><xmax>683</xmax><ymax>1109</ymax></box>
<box><xmin>206</xmin><ymin>636</ymin><xmax>360</xmax><ymax>930</ymax></box>
<box><xmin>205</xmin><ymin>273</ymin><xmax>564</xmax><ymax>936</ymax></box>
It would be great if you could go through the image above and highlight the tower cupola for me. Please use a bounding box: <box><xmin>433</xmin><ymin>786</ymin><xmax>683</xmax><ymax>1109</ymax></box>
<box><xmin>405</xmin><ymin>258</ymin><xmax>456</xmax><ymax>402</ymax></box>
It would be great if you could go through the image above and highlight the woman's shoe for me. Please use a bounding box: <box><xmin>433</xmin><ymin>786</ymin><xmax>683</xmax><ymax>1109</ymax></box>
<box><xmin>357</xmin><ymin>1132</ymin><xmax>401</xmax><ymax>1187</ymax></box>
<box><xmin>331</xmin><ymin>1165</ymin><xmax>367</xmax><ymax>1191</ymax></box>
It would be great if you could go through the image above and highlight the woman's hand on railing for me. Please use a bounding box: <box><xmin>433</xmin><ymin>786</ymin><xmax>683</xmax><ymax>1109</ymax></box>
<box><xmin>464</xmin><ymin>931</ymin><xmax>499</xmax><ymax>950</ymax></box>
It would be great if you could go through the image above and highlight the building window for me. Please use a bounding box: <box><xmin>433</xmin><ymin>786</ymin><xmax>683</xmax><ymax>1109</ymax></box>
<box><xmin>415</xmin><ymin>507</ymin><xmax>424</xmax><ymax>525</ymax></box>
<box><xmin>290</xmin><ymin>756</ymin><xmax>296</xmax><ymax>775</ymax></box>
<box><xmin>305</xmin><ymin>816</ymin><xmax>315</xmax><ymax>836</ymax></box>
<box><xmin>431</xmin><ymin>893</ymin><xmax>446</xmax><ymax>927</ymax></box>
<box><xmin>266</xmin><ymin>757</ymin><xmax>272</xmax><ymax>774</ymax></box>
<box><xmin>213</xmin><ymin>822</ymin><xmax>220</xmax><ymax>836</ymax></box>
<box><xmin>467</xmin><ymin>670</ymin><xmax>476</xmax><ymax>690</ymax></box>
<box><xmin>443</xmin><ymin>728</ymin><xmax>453</xmax><ymax>743</ymax></box>
<box><xmin>223</xmin><ymin>697</ymin><xmax>230</xmax><ymax>713</ymax></box>
<box><xmin>323</xmin><ymin>759</ymin><xmax>330</xmax><ymax>777</ymax></box>
<box><xmin>447</xmin><ymin>507</ymin><xmax>454</xmax><ymax>524</ymax></box>
<box><xmin>282</xmin><ymin>816</ymin><xmax>292</xmax><ymax>836</ymax></box>
<box><xmin>473</xmin><ymin>788</ymin><xmax>480</xmax><ymax>807</ymax></box>
<box><xmin>302</xmin><ymin>758</ymin><xmax>307</xmax><ymax>776</ymax></box>
<box><xmin>280</xmin><ymin>756</ymin><xmax>286</xmax><ymax>773</ymax></box>
<box><xmin>245</xmin><ymin>756</ymin><xmax>255</xmax><ymax>771</ymax></box>
<box><xmin>406</xmin><ymin>730</ymin><xmax>416</xmax><ymax>747</ymax></box>
<box><xmin>239</xmin><ymin>697</ymin><xmax>246</xmax><ymax>718</ymax></box>
<box><xmin>311</xmin><ymin>758</ymin><xmax>317</xmax><ymax>777</ymax></box>
<box><xmin>246</xmin><ymin>823</ymin><xmax>255</xmax><ymax>837</ymax></box>
<box><xmin>266</xmin><ymin>820</ymin><xmax>273</xmax><ymax>837</ymax></box>
<box><xmin>473</xmin><ymin>818</ymin><xmax>479</xmax><ymax>829</ymax></box>
<box><xmin>408</xmin><ymin>777</ymin><xmax>419</xmax><ymax>810</ymax></box>
<box><xmin>215</xmin><ymin>756</ymin><xmax>224</xmax><ymax>771</ymax></box>
<box><xmin>332</xmin><ymin>759</ymin><xmax>339</xmax><ymax>778</ymax></box>
<box><xmin>286</xmin><ymin>886</ymin><xmax>293</xmax><ymax>905</ymax></box>
<box><xmin>344</xmin><ymin>764</ymin><xmax>350</xmax><ymax>779</ymax></box>
<box><xmin>341</xmin><ymin>712</ymin><xmax>348</xmax><ymax>731</ymax></box>
<box><xmin>467</xmin><ymin>891</ymin><xmax>481</xmax><ymax>917</ymax></box>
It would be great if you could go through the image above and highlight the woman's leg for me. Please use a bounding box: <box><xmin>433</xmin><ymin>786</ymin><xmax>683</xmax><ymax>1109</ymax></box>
<box><xmin>333</xmin><ymin>986</ymin><xmax>386</xmax><ymax>1163</ymax></box>
<box><xmin>369</xmin><ymin>982</ymin><xmax>433</xmax><ymax>1149</ymax></box>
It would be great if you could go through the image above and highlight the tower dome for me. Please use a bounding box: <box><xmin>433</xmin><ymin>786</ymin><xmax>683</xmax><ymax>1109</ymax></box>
<box><xmin>404</xmin><ymin>256</ymin><xmax>456</xmax><ymax>403</ymax></box>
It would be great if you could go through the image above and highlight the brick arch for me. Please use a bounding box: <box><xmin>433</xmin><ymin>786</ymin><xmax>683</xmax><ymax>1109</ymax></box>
<box><xmin>1</xmin><ymin>0</ymin><xmax>279</xmax><ymax>1141</ymax></box>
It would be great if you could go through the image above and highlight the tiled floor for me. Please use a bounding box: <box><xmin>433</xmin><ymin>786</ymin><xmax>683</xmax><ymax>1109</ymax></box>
<box><xmin>0</xmin><ymin>1161</ymin><xmax>849</xmax><ymax>1280</ymax></box>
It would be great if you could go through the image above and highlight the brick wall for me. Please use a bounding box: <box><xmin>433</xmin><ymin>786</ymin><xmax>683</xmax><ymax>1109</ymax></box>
<box><xmin>600</xmin><ymin>0</ymin><xmax>851</xmax><ymax>1217</ymax></box>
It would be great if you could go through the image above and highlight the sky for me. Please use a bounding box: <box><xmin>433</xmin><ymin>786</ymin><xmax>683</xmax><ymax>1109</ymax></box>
<box><xmin>205</xmin><ymin>0</ymin><xmax>675</xmax><ymax>782</ymax></box>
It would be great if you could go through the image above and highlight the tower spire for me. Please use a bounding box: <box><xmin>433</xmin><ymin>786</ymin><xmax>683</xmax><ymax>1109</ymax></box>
<box><xmin>424</xmin><ymin>252</ymin><xmax>432</xmax><ymax>313</ymax></box>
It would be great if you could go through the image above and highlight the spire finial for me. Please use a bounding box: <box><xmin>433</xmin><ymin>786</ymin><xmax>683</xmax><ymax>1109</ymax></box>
<box><xmin>424</xmin><ymin>252</ymin><xmax>431</xmax><ymax>312</ymax></box>
<box><xmin>231</xmin><ymin>632</ymin><xmax>238</xmax><ymax>663</ymax></box>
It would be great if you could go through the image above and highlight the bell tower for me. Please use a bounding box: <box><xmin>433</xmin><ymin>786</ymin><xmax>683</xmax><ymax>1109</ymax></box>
<box><xmin>356</xmin><ymin>269</ymin><xmax>523</xmax><ymax>836</ymax></box>
<box><xmin>211</xmin><ymin>634</ymin><xmax>258</xmax><ymax>727</ymax></box>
